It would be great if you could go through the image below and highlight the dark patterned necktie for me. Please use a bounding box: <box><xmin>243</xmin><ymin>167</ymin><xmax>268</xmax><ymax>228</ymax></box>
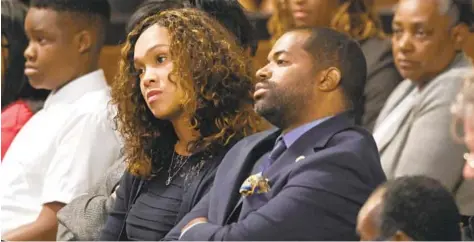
<box><xmin>261</xmin><ymin>137</ymin><xmax>287</xmax><ymax>173</ymax></box>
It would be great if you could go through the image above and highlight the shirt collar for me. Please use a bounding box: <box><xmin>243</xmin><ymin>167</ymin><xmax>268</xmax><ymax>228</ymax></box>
<box><xmin>44</xmin><ymin>69</ymin><xmax>108</xmax><ymax>109</ymax></box>
<box><xmin>280</xmin><ymin>116</ymin><xmax>332</xmax><ymax>148</ymax></box>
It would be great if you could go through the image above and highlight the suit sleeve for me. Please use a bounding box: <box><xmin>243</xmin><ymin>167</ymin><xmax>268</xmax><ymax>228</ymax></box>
<box><xmin>180</xmin><ymin>152</ymin><xmax>367</xmax><ymax>241</ymax></box>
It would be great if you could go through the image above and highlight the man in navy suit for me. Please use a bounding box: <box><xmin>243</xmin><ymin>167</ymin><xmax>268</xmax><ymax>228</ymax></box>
<box><xmin>164</xmin><ymin>27</ymin><xmax>386</xmax><ymax>241</ymax></box>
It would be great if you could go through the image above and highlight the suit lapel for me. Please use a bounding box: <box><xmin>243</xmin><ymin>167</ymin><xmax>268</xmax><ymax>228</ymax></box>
<box><xmin>376</xmin><ymin>108</ymin><xmax>413</xmax><ymax>152</ymax></box>
<box><xmin>375</xmin><ymin>81</ymin><xmax>413</xmax><ymax>128</ymax></box>
<box><xmin>376</xmin><ymin>86</ymin><xmax>417</xmax><ymax>152</ymax></box>
<box><xmin>265</xmin><ymin>112</ymin><xmax>355</xmax><ymax>177</ymax></box>
<box><xmin>217</xmin><ymin>129</ymin><xmax>280</xmax><ymax>224</ymax></box>
<box><xmin>236</xmin><ymin>112</ymin><xmax>355</xmax><ymax>220</ymax></box>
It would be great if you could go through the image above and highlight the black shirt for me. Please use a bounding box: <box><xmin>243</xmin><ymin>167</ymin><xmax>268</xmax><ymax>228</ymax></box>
<box><xmin>100</xmin><ymin>152</ymin><xmax>218</xmax><ymax>241</ymax></box>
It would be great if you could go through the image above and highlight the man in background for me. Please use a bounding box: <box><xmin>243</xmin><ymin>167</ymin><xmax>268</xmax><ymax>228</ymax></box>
<box><xmin>357</xmin><ymin>176</ymin><xmax>461</xmax><ymax>241</ymax></box>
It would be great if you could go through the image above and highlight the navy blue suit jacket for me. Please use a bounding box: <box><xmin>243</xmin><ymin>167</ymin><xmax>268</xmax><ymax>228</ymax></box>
<box><xmin>164</xmin><ymin>112</ymin><xmax>386</xmax><ymax>240</ymax></box>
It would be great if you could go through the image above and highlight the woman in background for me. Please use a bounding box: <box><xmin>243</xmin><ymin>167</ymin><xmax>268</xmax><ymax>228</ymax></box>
<box><xmin>100</xmin><ymin>8</ymin><xmax>261</xmax><ymax>240</ymax></box>
<box><xmin>452</xmin><ymin>75</ymin><xmax>474</xmax><ymax>239</ymax></box>
<box><xmin>450</xmin><ymin>1</ymin><xmax>474</xmax><ymax>238</ymax></box>
<box><xmin>452</xmin><ymin>75</ymin><xmax>474</xmax><ymax>180</ymax></box>
<box><xmin>1</xmin><ymin>0</ymin><xmax>49</xmax><ymax>159</ymax></box>
<box><xmin>268</xmin><ymin>0</ymin><xmax>402</xmax><ymax>131</ymax></box>
<box><xmin>453</xmin><ymin>0</ymin><xmax>474</xmax><ymax>180</ymax></box>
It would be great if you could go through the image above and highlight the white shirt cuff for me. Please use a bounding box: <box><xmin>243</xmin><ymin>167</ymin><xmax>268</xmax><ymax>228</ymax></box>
<box><xmin>179</xmin><ymin>221</ymin><xmax>208</xmax><ymax>239</ymax></box>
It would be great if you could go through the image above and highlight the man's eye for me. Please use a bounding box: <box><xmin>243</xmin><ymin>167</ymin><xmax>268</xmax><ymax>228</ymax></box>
<box><xmin>415</xmin><ymin>30</ymin><xmax>427</xmax><ymax>38</ymax></box>
<box><xmin>276</xmin><ymin>59</ymin><xmax>287</xmax><ymax>65</ymax></box>
<box><xmin>36</xmin><ymin>37</ymin><xmax>47</xmax><ymax>44</ymax></box>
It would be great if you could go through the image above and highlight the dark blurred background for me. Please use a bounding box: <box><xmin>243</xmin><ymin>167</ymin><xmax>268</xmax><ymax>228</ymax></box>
<box><xmin>17</xmin><ymin>0</ymin><xmax>473</xmax><ymax>84</ymax></box>
<box><xmin>17</xmin><ymin>0</ymin><xmax>399</xmax><ymax>44</ymax></box>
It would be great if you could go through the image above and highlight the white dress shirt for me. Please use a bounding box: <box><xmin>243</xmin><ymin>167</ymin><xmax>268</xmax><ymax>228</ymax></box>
<box><xmin>0</xmin><ymin>70</ymin><xmax>121</xmax><ymax>234</ymax></box>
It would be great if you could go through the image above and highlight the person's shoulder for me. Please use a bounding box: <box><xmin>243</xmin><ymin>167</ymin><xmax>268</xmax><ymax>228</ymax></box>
<box><xmin>120</xmin><ymin>169</ymin><xmax>138</xmax><ymax>183</ymax></box>
<box><xmin>73</xmin><ymin>87</ymin><xmax>112</xmax><ymax>112</ymax></box>
<box><xmin>295</xmin><ymin>125</ymin><xmax>384</xmax><ymax>188</ymax></box>
<box><xmin>215</xmin><ymin>128</ymin><xmax>278</xmax><ymax>167</ymax></box>
<box><xmin>421</xmin><ymin>63</ymin><xmax>473</xmax><ymax>104</ymax></box>
<box><xmin>360</xmin><ymin>37</ymin><xmax>392</xmax><ymax>57</ymax></box>
<box><xmin>360</xmin><ymin>37</ymin><xmax>394</xmax><ymax>66</ymax></box>
<box><xmin>1</xmin><ymin>100</ymin><xmax>34</xmax><ymax>127</ymax></box>
<box><xmin>66</xmin><ymin>88</ymin><xmax>115</xmax><ymax>125</ymax></box>
<box><xmin>430</xmin><ymin>56</ymin><xmax>473</xmax><ymax>85</ymax></box>
<box><xmin>328</xmin><ymin>125</ymin><xmax>376</xmax><ymax>150</ymax></box>
<box><xmin>231</xmin><ymin>128</ymin><xmax>278</xmax><ymax>149</ymax></box>
<box><xmin>318</xmin><ymin>124</ymin><xmax>379</xmax><ymax>164</ymax></box>
<box><xmin>247</xmin><ymin>128</ymin><xmax>278</xmax><ymax>139</ymax></box>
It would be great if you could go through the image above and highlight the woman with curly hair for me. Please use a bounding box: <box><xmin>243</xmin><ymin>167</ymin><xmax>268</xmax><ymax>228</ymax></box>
<box><xmin>100</xmin><ymin>8</ymin><xmax>261</xmax><ymax>241</ymax></box>
<box><xmin>268</xmin><ymin>0</ymin><xmax>402</xmax><ymax>131</ymax></box>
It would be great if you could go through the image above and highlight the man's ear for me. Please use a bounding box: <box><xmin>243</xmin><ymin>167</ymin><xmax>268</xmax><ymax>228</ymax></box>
<box><xmin>75</xmin><ymin>30</ymin><xmax>92</xmax><ymax>54</ymax></box>
<box><xmin>451</xmin><ymin>24</ymin><xmax>469</xmax><ymax>51</ymax></box>
<box><xmin>318</xmin><ymin>67</ymin><xmax>341</xmax><ymax>92</ymax></box>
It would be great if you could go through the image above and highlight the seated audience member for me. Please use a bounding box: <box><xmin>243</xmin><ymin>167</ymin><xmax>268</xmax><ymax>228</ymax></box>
<box><xmin>1</xmin><ymin>0</ymin><xmax>49</xmax><ymax>160</ymax></box>
<box><xmin>451</xmin><ymin>0</ymin><xmax>474</xmax><ymax>180</ymax></box>
<box><xmin>0</xmin><ymin>0</ymin><xmax>122</xmax><ymax>240</ymax></box>
<box><xmin>452</xmin><ymin>75</ymin><xmax>474</xmax><ymax>240</ymax></box>
<box><xmin>453</xmin><ymin>75</ymin><xmax>474</xmax><ymax>180</ymax></box>
<box><xmin>357</xmin><ymin>175</ymin><xmax>462</xmax><ymax>241</ymax></box>
<box><xmin>99</xmin><ymin>8</ymin><xmax>261</xmax><ymax>241</ymax></box>
<box><xmin>373</xmin><ymin>0</ymin><xmax>474</xmax><ymax>215</ymax></box>
<box><xmin>56</xmin><ymin>0</ymin><xmax>259</xmax><ymax>240</ymax></box>
<box><xmin>268</xmin><ymin>0</ymin><xmax>402</xmax><ymax>131</ymax></box>
<box><xmin>164</xmin><ymin>27</ymin><xmax>386</xmax><ymax>241</ymax></box>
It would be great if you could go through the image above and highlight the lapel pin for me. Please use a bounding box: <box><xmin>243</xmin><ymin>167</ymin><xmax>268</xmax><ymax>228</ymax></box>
<box><xmin>295</xmin><ymin>156</ymin><xmax>305</xmax><ymax>162</ymax></box>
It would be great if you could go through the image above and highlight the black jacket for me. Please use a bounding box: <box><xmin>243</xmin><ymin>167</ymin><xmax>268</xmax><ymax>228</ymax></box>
<box><xmin>99</xmin><ymin>149</ymin><xmax>228</xmax><ymax>241</ymax></box>
<box><xmin>166</xmin><ymin>112</ymin><xmax>386</xmax><ymax>241</ymax></box>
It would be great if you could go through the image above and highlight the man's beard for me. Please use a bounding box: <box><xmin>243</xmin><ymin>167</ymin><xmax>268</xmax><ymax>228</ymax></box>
<box><xmin>254</xmin><ymin>91</ymin><xmax>295</xmax><ymax>129</ymax></box>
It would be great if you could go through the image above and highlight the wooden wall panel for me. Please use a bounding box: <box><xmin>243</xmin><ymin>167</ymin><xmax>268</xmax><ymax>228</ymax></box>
<box><xmin>99</xmin><ymin>45</ymin><xmax>122</xmax><ymax>85</ymax></box>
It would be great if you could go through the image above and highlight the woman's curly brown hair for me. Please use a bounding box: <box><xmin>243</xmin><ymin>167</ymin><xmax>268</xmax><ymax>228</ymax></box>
<box><xmin>111</xmin><ymin>8</ymin><xmax>262</xmax><ymax>177</ymax></box>
<box><xmin>268</xmin><ymin>0</ymin><xmax>386</xmax><ymax>44</ymax></box>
